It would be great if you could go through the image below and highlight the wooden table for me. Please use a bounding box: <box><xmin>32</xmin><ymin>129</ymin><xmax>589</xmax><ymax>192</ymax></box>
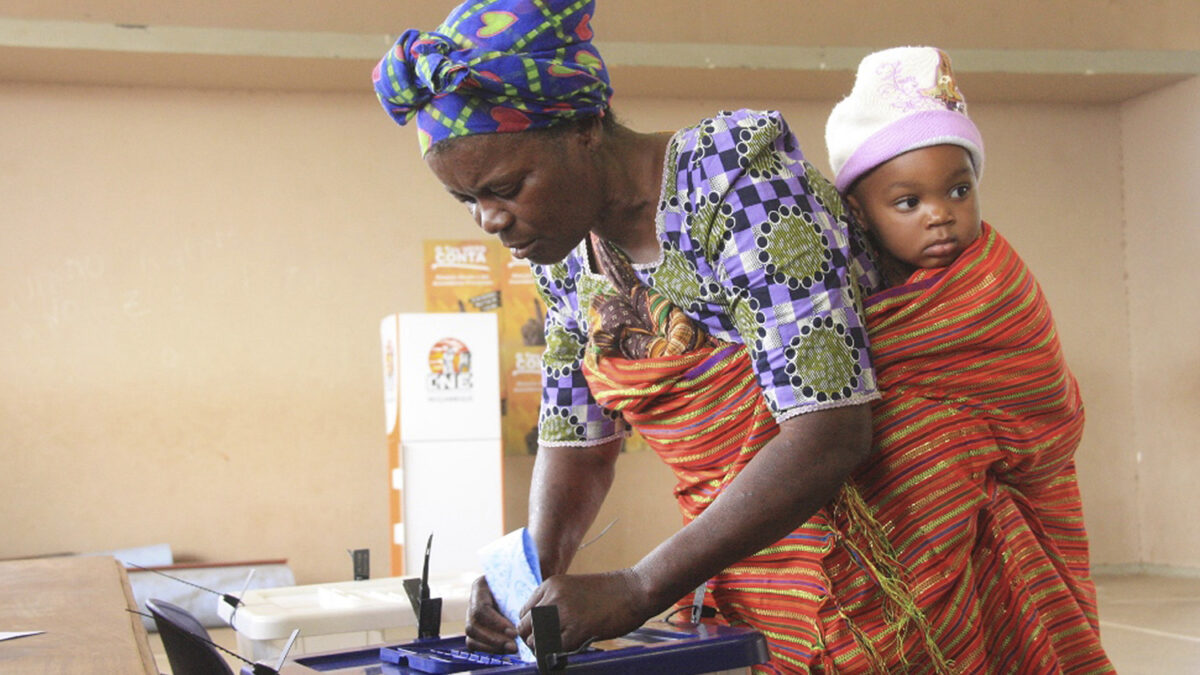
<box><xmin>0</xmin><ymin>556</ymin><xmax>157</xmax><ymax>674</ymax></box>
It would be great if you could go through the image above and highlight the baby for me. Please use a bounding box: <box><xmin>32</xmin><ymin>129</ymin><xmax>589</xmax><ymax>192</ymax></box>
<box><xmin>818</xmin><ymin>47</ymin><xmax>1113</xmax><ymax>671</ymax></box>
<box><xmin>826</xmin><ymin>46</ymin><xmax>986</xmax><ymax>287</ymax></box>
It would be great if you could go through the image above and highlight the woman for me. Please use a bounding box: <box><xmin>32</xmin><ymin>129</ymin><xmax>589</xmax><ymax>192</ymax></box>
<box><xmin>374</xmin><ymin>1</ymin><xmax>884</xmax><ymax>671</ymax></box>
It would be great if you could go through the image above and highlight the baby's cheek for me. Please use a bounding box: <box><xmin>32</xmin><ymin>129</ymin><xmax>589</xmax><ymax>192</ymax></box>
<box><xmin>966</xmin><ymin>218</ymin><xmax>984</xmax><ymax>242</ymax></box>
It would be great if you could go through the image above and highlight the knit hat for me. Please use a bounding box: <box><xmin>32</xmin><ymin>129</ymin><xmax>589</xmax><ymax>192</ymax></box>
<box><xmin>826</xmin><ymin>46</ymin><xmax>984</xmax><ymax>193</ymax></box>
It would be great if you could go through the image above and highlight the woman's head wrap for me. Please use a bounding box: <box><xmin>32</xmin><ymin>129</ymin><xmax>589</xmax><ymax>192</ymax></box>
<box><xmin>373</xmin><ymin>0</ymin><xmax>612</xmax><ymax>155</ymax></box>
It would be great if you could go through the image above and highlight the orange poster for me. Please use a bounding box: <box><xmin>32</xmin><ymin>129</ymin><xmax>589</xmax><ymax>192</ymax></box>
<box><xmin>423</xmin><ymin>240</ymin><xmax>542</xmax><ymax>455</ymax></box>
<box><xmin>497</xmin><ymin>251</ymin><xmax>543</xmax><ymax>456</ymax></box>
<box><xmin>422</xmin><ymin>239</ymin><xmax>647</xmax><ymax>455</ymax></box>
<box><xmin>424</xmin><ymin>240</ymin><xmax>502</xmax><ymax>313</ymax></box>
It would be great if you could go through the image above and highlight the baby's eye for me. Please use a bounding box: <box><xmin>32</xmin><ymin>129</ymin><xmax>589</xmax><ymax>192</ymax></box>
<box><xmin>950</xmin><ymin>184</ymin><xmax>971</xmax><ymax>199</ymax></box>
<box><xmin>894</xmin><ymin>196</ymin><xmax>919</xmax><ymax>212</ymax></box>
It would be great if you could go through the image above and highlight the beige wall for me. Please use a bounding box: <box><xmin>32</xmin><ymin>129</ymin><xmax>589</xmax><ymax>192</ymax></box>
<box><xmin>1121</xmin><ymin>76</ymin><xmax>1200</xmax><ymax>569</ymax></box>
<box><xmin>0</xmin><ymin>83</ymin><xmax>452</xmax><ymax>582</ymax></box>
<box><xmin>0</xmin><ymin>78</ymin><xmax>1187</xmax><ymax>584</ymax></box>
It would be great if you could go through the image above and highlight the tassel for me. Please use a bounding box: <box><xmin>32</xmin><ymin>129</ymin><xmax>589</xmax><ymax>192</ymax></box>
<box><xmin>833</xmin><ymin>484</ymin><xmax>955</xmax><ymax>674</ymax></box>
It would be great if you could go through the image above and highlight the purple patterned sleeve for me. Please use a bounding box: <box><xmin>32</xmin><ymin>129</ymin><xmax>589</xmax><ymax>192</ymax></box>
<box><xmin>527</xmin><ymin>109</ymin><xmax>878</xmax><ymax>445</ymax></box>
<box><xmin>658</xmin><ymin>110</ymin><xmax>879</xmax><ymax>420</ymax></box>
<box><xmin>531</xmin><ymin>255</ymin><xmax>628</xmax><ymax>447</ymax></box>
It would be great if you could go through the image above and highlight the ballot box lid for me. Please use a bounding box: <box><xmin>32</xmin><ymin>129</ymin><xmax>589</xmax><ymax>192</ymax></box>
<box><xmin>255</xmin><ymin>621</ymin><xmax>769</xmax><ymax>674</ymax></box>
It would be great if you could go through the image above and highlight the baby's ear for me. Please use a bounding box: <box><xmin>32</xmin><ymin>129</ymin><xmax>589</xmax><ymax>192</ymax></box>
<box><xmin>843</xmin><ymin>192</ymin><xmax>869</xmax><ymax>230</ymax></box>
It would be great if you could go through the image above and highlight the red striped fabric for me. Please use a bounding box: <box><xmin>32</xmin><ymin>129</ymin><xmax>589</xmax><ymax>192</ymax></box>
<box><xmin>857</xmin><ymin>223</ymin><xmax>1111</xmax><ymax>673</ymax></box>
<box><xmin>582</xmin><ymin>223</ymin><xmax>1112</xmax><ymax>673</ymax></box>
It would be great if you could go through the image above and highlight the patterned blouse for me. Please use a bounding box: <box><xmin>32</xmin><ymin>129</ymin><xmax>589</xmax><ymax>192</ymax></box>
<box><xmin>533</xmin><ymin>109</ymin><xmax>881</xmax><ymax>446</ymax></box>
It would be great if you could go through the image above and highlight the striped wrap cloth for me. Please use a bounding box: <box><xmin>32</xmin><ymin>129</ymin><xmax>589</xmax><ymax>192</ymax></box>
<box><xmin>582</xmin><ymin>224</ymin><xmax>1113</xmax><ymax>673</ymax></box>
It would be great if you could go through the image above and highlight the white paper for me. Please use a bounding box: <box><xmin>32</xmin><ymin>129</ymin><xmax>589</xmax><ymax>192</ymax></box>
<box><xmin>479</xmin><ymin>528</ymin><xmax>542</xmax><ymax>662</ymax></box>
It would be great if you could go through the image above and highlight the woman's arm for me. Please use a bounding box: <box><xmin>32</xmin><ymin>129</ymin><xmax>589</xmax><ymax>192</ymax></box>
<box><xmin>518</xmin><ymin>403</ymin><xmax>873</xmax><ymax>650</ymax></box>
<box><xmin>529</xmin><ymin>439</ymin><xmax>624</xmax><ymax>578</ymax></box>
<box><xmin>464</xmin><ymin>437</ymin><xmax>622</xmax><ymax>653</ymax></box>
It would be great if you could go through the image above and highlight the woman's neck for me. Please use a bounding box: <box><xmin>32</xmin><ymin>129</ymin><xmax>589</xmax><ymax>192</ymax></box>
<box><xmin>592</xmin><ymin>128</ymin><xmax>672</xmax><ymax>265</ymax></box>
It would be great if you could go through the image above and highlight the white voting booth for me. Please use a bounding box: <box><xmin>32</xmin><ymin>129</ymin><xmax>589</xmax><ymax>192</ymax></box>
<box><xmin>381</xmin><ymin>312</ymin><xmax>505</xmax><ymax>576</ymax></box>
<box><xmin>219</xmin><ymin>314</ymin><xmax>502</xmax><ymax>660</ymax></box>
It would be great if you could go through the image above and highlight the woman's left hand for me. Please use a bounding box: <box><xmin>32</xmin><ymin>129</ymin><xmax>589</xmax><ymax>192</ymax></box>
<box><xmin>516</xmin><ymin>569</ymin><xmax>653</xmax><ymax>653</ymax></box>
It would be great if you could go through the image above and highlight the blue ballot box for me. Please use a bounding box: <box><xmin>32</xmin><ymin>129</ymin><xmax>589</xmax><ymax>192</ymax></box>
<box><xmin>253</xmin><ymin>622</ymin><xmax>768</xmax><ymax>674</ymax></box>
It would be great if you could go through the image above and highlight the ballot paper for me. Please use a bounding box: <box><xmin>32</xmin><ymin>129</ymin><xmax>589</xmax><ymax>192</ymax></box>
<box><xmin>478</xmin><ymin>528</ymin><xmax>542</xmax><ymax>662</ymax></box>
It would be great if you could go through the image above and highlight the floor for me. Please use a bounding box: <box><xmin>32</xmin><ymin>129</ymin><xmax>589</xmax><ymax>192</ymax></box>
<box><xmin>1094</xmin><ymin>572</ymin><xmax>1200</xmax><ymax>673</ymax></box>
<box><xmin>148</xmin><ymin>572</ymin><xmax>1200</xmax><ymax>673</ymax></box>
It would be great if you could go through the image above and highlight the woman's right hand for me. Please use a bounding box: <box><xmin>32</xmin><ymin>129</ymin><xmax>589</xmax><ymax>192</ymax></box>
<box><xmin>464</xmin><ymin>575</ymin><xmax>520</xmax><ymax>654</ymax></box>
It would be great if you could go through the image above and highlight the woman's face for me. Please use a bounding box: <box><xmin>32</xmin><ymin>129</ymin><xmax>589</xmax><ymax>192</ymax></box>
<box><xmin>425</xmin><ymin>127</ymin><xmax>601</xmax><ymax>265</ymax></box>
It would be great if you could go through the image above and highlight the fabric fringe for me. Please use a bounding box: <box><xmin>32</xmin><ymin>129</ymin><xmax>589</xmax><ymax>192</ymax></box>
<box><xmin>833</xmin><ymin>484</ymin><xmax>955</xmax><ymax>674</ymax></box>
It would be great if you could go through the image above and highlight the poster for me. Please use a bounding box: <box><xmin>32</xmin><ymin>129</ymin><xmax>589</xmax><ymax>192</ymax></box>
<box><xmin>498</xmin><ymin>253</ymin><xmax>544</xmax><ymax>456</ymax></box>
<box><xmin>423</xmin><ymin>240</ymin><xmax>541</xmax><ymax>455</ymax></box>
<box><xmin>421</xmin><ymin>239</ymin><xmax>647</xmax><ymax>455</ymax></box>
<box><xmin>424</xmin><ymin>240</ymin><xmax>501</xmax><ymax>313</ymax></box>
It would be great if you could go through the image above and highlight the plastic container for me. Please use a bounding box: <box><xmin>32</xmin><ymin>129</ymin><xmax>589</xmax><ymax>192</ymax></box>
<box><xmin>217</xmin><ymin>573</ymin><xmax>475</xmax><ymax>662</ymax></box>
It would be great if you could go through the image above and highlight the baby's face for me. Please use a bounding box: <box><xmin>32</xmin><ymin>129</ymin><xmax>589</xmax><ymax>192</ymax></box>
<box><xmin>847</xmin><ymin>145</ymin><xmax>982</xmax><ymax>274</ymax></box>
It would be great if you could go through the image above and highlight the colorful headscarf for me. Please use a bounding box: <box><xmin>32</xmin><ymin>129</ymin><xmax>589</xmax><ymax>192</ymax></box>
<box><xmin>373</xmin><ymin>0</ymin><xmax>612</xmax><ymax>155</ymax></box>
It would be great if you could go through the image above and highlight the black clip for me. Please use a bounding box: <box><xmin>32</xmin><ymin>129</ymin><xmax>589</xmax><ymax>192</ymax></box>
<box><xmin>531</xmin><ymin>605</ymin><xmax>566</xmax><ymax>673</ymax></box>
<box><xmin>418</xmin><ymin>597</ymin><xmax>443</xmax><ymax>640</ymax></box>
<box><xmin>348</xmin><ymin>548</ymin><xmax>370</xmax><ymax>581</ymax></box>
<box><xmin>405</xmin><ymin>534</ymin><xmax>442</xmax><ymax>639</ymax></box>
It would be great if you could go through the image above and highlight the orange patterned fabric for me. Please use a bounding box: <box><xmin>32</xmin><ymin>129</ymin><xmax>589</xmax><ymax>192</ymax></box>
<box><xmin>855</xmin><ymin>222</ymin><xmax>1111</xmax><ymax>672</ymax></box>
<box><xmin>583</xmin><ymin>239</ymin><xmax>943</xmax><ymax>673</ymax></box>
<box><xmin>581</xmin><ymin>224</ymin><xmax>1111</xmax><ymax>673</ymax></box>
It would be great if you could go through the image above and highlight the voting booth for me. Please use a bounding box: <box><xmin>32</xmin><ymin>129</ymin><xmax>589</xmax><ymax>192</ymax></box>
<box><xmin>210</xmin><ymin>313</ymin><xmax>767</xmax><ymax>673</ymax></box>
<box><xmin>216</xmin><ymin>314</ymin><xmax>503</xmax><ymax>661</ymax></box>
<box><xmin>381</xmin><ymin>312</ymin><xmax>505</xmax><ymax>576</ymax></box>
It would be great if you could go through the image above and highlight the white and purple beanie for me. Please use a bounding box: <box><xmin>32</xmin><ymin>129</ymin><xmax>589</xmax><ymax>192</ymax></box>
<box><xmin>826</xmin><ymin>46</ymin><xmax>984</xmax><ymax>194</ymax></box>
